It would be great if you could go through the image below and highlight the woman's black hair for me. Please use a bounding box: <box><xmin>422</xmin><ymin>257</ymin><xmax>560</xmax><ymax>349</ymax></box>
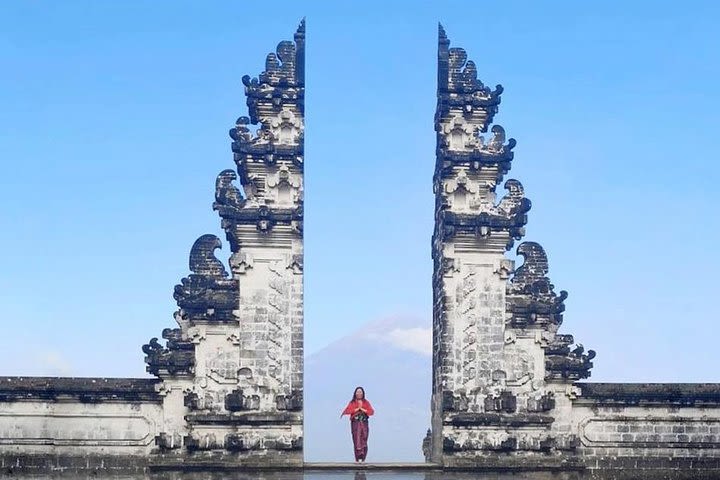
<box><xmin>351</xmin><ymin>386</ymin><xmax>365</xmax><ymax>401</ymax></box>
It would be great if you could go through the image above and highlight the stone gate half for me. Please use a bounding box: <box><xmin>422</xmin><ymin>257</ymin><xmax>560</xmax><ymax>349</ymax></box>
<box><xmin>428</xmin><ymin>25</ymin><xmax>720</xmax><ymax>473</ymax></box>
<box><xmin>0</xmin><ymin>21</ymin><xmax>305</xmax><ymax>471</ymax></box>
<box><xmin>144</xmin><ymin>19</ymin><xmax>306</xmax><ymax>465</ymax></box>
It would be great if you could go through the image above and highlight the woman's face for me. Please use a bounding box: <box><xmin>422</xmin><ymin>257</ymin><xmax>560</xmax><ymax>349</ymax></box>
<box><xmin>355</xmin><ymin>388</ymin><xmax>364</xmax><ymax>400</ymax></box>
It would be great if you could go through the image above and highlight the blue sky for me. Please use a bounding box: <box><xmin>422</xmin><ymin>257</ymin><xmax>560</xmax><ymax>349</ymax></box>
<box><xmin>0</xmin><ymin>1</ymin><xmax>718</xmax><ymax>381</ymax></box>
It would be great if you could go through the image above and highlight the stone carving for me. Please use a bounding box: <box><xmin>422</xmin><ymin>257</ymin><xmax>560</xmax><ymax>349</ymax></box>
<box><xmin>182</xmin><ymin>21</ymin><xmax>305</xmax><ymax>463</ymax></box>
<box><xmin>220</xmin><ymin>19</ymin><xmax>304</xmax><ymax>245</ymax></box>
<box><xmin>155</xmin><ymin>432</ymin><xmax>183</xmax><ymax>451</ymax></box>
<box><xmin>225</xmin><ymin>388</ymin><xmax>261</xmax><ymax>411</ymax></box>
<box><xmin>496</xmin><ymin>179</ymin><xmax>531</xmax><ymax>217</ymax></box>
<box><xmin>439</xmin><ymin>24</ymin><xmax>503</xmax><ymax>107</ymax></box>
<box><xmin>214</xmin><ymin>169</ymin><xmax>245</xmax><ymax>211</ymax></box>
<box><xmin>173</xmin><ymin>234</ymin><xmax>239</xmax><ymax>323</ymax></box>
<box><xmin>440</xmin><ymin>120</ymin><xmax>517</xmax><ymax>157</ymax></box>
<box><xmin>456</xmin><ymin>268</ymin><xmax>479</xmax><ymax>388</ymax></box>
<box><xmin>545</xmin><ymin>334</ymin><xmax>596</xmax><ymax>380</ymax></box>
<box><xmin>441</xmin><ymin>116</ymin><xmax>477</xmax><ymax>151</ymax></box>
<box><xmin>555</xmin><ymin>434</ymin><xmax>581</xmax><ymax>451</ymax></box>
<box><xmin>422</xmin><ymin>429</ymin><xmax>432</xmax><ymax>461</ymax></box>
<box><xmin>442</xmin><ymin>390</ymin><xmax>473</xmax><ymax>413</ymax></box>
<box><xmin>506</xmin><ymin>242</ymin><xmax>567</xmax><ymax>328</ymax></box>
<box><xmin>286</xmin><ymin>253</ymin><xmax>303</xmax><ymax>273</ymax></box>
<box><xmin>483</xmin><ymin>390</ymin><xmax>517</xmax><ymax>413</ymax></box>
<box><xmin>431</xmin><ymin>26</ymin><xmax>596</xmax><ymax>466</ymax></box>
<box><xmin>484</xmin><ymin>434</ymin><xmax>517</xmax><ymax>452</ymax></box>
<box><xmin>503</xmin><ymin>344</ymin><xmax>534</xmax><ymax>386</ymax></box>
<box><xmin>441</xmin><ymin>429</ymin><xmax>579</xmax><ymax>455</ymax></box>
<box><xmin>527</xmin><ymin>391</ymin><xmax>556</xmax><ymax>412</ymax></box>
<box><xmin>266</xmin><ymin>260</ymin><xmax>292</xmax><ymax>389</ymax></box>
<box><xmin>134</xmin><ymin>25</ymin><xmax>304</xmax><ymax>465</ymax></box>
<box><xmin>275</xmin><ymin>390</ymin><xmax>303</xmax><ymax>411</ymax></box>
<box><xmin>434</xmin><ymin>178</ymin><xmax>530</xmax><ymax>248</ymax></box>
<box><xmin>481</xmin><ymin>125</ymin><xmax>511</xmax><ymax>153</ymax></box>
<box><xmin>184</xmin><ymin>391</ymin><xmax>199</xmax><ymax>410</ymax></box>
<box><xmin>230</xmin><ymin>251</ymin><xmax>254</xmax><ymax>274</ymax></box>
<box><xmin>218</xmin><ymin>199</ymin><xmax>303</xmax><ymax>243</ymax></box>
<box><xmin>268</xmin><ymin>109</ymin><xmax>303</xmax><ymax>146</ymax></box>
<box><xmin>189</xmin><ymin>234</ymin><xmax>227</xmax><ymax>277</ymax></box>
<box><xmin>224</xmin><ymin>432</ymin><xmax>302</xmax><ymax>452</ymax></box>
<box><xmin>184</xmin><ymin>432</ymin><xmax>221</xmax><ymax>452</ymax></box>
<box><xmin>229</xmin><ymin>109</ymin><xmax>304</xmax><ymax>154</ymax></box>
<box><xmin>207</xmin><ymin>351</ymin><xmax>240</xmax><ymax>383</ymax></box>
<box><xmin>239</xmin><ymin>20</ymin><xmax>304</xmax><ymax>126</ymax></box>
<box><xmin>565</xmin><ymin>384</ymin><xmax>582</xmax><ymax>400</ymax></box>
<box><xmin>266</xmin><ymin>165</ymin><xmax>302</xmax><ymax>206</ymax></box>
<box><xmin>142</xmin><ymin>328</ymin><xmax>194</xmax><ymax>377</ymax></box>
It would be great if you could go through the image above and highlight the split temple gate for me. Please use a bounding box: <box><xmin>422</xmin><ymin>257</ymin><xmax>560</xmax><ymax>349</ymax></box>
<box><xmin>1</xmin><ymin>22</ymin><xmax>720</xmax><ymax>476</ymax></box>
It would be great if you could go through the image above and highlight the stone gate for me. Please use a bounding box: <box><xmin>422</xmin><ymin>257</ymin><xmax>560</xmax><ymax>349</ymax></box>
<box><xmin>0</xmin><ymin>21</ymin><xmax>719</xmax><ymax>477</ymax></box>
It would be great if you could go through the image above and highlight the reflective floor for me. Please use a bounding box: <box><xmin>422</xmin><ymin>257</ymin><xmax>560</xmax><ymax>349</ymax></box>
<box><xmin>0</xmin><ymin>472</ymin><xmax>611</xmax><ymax>480</ymax></box>
<box><xmin>1</xmin><ymin>469</ymin><xmax>714</xmax><ymax>480</ymax></box>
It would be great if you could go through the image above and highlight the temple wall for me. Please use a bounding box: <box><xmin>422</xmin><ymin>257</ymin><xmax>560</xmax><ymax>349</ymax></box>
<box><xmin>0</xmin><ymin>378</ymin><xmax>162</xmax><ymax>471</ymax></box>
<box><xmin>572</xmin><ymin>383</ymin><xmax>720</xmax><ymax>472</ymax></box>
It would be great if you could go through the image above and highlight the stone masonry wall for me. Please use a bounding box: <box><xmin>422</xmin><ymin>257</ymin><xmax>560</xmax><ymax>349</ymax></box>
<box><xmin>571</xmin><ymin>383</ymin><xmax>720</xmax><ymax>473</ymax></box>
<box><xmin>0</xmin><ymin>378</ymin><xmax>163</xmax><ymax>472</ymax></box>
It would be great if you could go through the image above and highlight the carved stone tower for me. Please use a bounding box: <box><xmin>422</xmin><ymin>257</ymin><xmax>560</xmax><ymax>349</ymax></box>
<box><xmin>142</xmin><ymin>21</ymin><xmax>305</xmax><ymax>466</ymax></box>
<box><xmin>430</xmin><ymin>25</ymin><xmax>595</xmax><ymax>468</ymax></box>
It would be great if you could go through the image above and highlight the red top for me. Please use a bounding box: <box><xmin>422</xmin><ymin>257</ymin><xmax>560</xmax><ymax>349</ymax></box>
<box><xmin>342</xmin><ymin>399</ymin><xmax>375</xmax><ymax>417</ymax></box>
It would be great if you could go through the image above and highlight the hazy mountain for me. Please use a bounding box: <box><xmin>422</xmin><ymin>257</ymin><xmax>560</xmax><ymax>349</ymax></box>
<box><xmin>304</xmin><ymin>316</ymin><xmax>432</xmax><ymax>462</ymax></box>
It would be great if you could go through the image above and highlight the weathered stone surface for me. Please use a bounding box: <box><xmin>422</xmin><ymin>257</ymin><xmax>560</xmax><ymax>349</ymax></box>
<box><xmin>0</xmin><ymin>21</ymin><xmax>306</xmax><ymax>472</ymax></box>
<box><xmin>157</xmin><ymin>18</ymin><xmax>304</xmax><ymax>466</ymax></box>
<box><xmin>0</xmin><ymin>377</ymin><xmax>161</xmax><ymax>402</ymax></box>
<box><xmin>0</xmin><ymin>383</ymin><xmax>163</xmax><ymax>463</ymax></box>
<box><xmin>430</xmin><ymin>24</ymin><xmax>577</xmax><ymax>466</ymax></box>
<box><xmin>427</xmin><ymin>24</ymin><xmax>720</xmax><ymax>473</ymax></box>
<box><xmin>578</xmin><ymin>383</ymin><xmax>720</xmax><ymax>406</ymax></box>
<box><xmin>2</xmin><ymin>21</ymin><xmax>720</xmax><ymax>475</ymax></box>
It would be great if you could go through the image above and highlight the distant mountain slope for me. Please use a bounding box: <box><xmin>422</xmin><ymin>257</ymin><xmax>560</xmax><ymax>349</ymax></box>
<box><xmin>304</xmin><ymin>316</ymin><xmax>432</xmax><ymax>462</ymax></box>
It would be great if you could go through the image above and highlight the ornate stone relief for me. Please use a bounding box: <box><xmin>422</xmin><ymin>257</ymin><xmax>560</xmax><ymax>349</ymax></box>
<box><xmin>431</xmin><ymin>25</ymin><xmax>596</xmax><ymax>464</ymax></box>
<box><xmin>140</xmin><ymin>21</ymin><xmax>305</xmax><ymax>462</ymax></box>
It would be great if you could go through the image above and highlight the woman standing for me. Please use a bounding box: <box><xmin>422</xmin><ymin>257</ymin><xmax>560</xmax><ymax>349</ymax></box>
<box><xmin>340</xmin><ymin>386</ymin><xmax>375</xmax><ymax>462</ymax></box>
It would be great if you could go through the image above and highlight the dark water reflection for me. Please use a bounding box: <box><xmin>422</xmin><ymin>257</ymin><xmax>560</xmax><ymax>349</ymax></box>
<box><xmin>0</xmin><ymin>472</ymin><xmax>626</xmax><ymax>480</ymax></box>
<box><xmin>0</xmin><ymin>476</ymin><xmax>582</xmax><ymax>480</ymax></box>
<box><xmin>2</xmin><ymin>471</ymin><xmax>713</xmax><ymax>480</ymax></box>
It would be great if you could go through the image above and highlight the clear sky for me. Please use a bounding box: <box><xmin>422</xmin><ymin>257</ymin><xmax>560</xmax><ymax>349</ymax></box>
<box><xmin>0</xmin><ymin>1</ymin><xmax>718</xmax><ymax>381</ymax></box>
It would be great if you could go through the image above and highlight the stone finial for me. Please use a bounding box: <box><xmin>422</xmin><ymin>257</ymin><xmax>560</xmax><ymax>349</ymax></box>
<box><xmin>497</xmin><ymin>179</ymin><xmax>531</xmax><ymax>217</ymax></box>
<box><xmin>142</xmin><ymin>328</ymin><xmax>194</xmax><ymax>377</ymax></box>
<box><xmin>214</xmin><ymin>169</ymin><xmax>245</xmax><ymax>211</ymax></box>
<box><xmin>545</xmin><ymin>334</ymin><xmax>596</xmax><ymax>381</ymax></box>
<box><xmin>220</xmin><ymin>24</ymin><xmax>305</xmax><ymax>245</ymax></box>
<box><xmin>506</xmin><ymin>241</ymin><xmax>567</xmax><ymax>328</ymax></box>
<box><xmin>173</xmin><ymin>235</ymin><xmax>239</xmax><ymax>323</ymax></box>
<box><xmin>188</xmin><ymin>234</ymin><xmax>228</xmax><ymax>278</ymax></box>
<box><xmin>240</xmin><ymin>20</ymin><xmax>305</xmax><ymax>123</ymax></box>
<box><xmin>437</xmin><ymin>25</ymin><xmax>503</xmax><ymax>128</ymax></box>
